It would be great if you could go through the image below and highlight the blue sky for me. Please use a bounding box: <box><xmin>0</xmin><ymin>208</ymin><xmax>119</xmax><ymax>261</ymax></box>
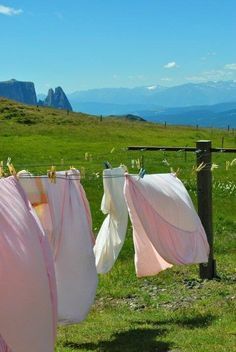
<box><xmin>0</xmin><ymin>0</ymin><xmax>235</xmax><ymax>93</ymax></box>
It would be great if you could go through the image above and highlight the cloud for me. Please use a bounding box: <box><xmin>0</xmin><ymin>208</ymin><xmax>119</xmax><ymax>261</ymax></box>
<box><xmin>185</xmin><ymin>68</ymin><xmax>234</xmax><ymax>83</ymax></box>
<box><xmin>164</xmin><ymin>61</ymin><xmax>178</xmax><ymax>69</ymax></box>
<box><xmin>224</xmin><ymin>63</ymin><xmax>236</xmax><ymax>70</ymax></box>
<box><xmin>147</xmin><ymin>85</ymin><xmax>157</xmax><ymax>90</ymax></box>
<box><xmin>0</xmin><ymin>4</ymin><xmax>22</xmax><ymax>16</ymax></box>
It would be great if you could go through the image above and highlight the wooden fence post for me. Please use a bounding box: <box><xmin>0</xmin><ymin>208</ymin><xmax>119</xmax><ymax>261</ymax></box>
<box><xmin>196</xmin><ymin>140</ymin><xmax>216</xmax><ymax>279</ymax></box>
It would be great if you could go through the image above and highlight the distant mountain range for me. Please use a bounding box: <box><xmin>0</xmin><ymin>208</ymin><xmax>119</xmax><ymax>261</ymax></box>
<box><xmin>68</xmin><ymin>81</ymin><xmax>236</xmax><ymax>127</ymax></box>
<box><xmin>1</xmin><ymin>79</ymin><xmax>236</xmax><ymax>127</ymax></box>
<box><xmin>0</xmin><ymin>79</ymin><xmax>72</xmax><ymax>111</ymax></box>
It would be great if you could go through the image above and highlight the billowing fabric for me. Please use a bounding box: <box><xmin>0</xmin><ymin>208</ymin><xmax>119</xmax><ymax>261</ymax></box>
<box><xmin>124</xmin><ymin>173</ymin><xmax>209</xmax><ymax>277</ymax></box>
<box><xmin>19</xmin><ymin>169</ymin><xmax>98</xmax><ymax>325</ymax></box>
<box><xmin>94</xmin><ymin>167</ymin><xmax>128</xmax><ymax>273</ymax></box>
<box><xmin>0</xmin><ymin>176</ymin><xmax>56</xmax><ymax>352</ymax></box>
<box><xmin>0</xmin><ymin>335</ymin><xmax>11</xmax><ymax>352</ymax></box>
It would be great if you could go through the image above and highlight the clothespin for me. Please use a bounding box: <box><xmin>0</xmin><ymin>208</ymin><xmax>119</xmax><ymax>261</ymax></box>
<box><xmin>47</xmin><ymin>165</ymin><xmax>56</xmax><ymax>183</ymax></box>
<box><xmin>191</xmin><ymin>162</ymin><xmax>206</xmax><ymax>174</ymax></box>
<box><xmin>138</xmin><ymin>168</ymin><xmax>146</xmax><ymax>179</ymax></box>
<box><xmin>0</xmin><ymin>161</ymin><xmax>4</xmax><ymax>178</ymax></box>
<box><xmin>196</xmin><ymin>162</ymin><xmax>206</xmax><ymax>172</ymax></box>
<box><xmin>6</xmin><ymin>157</ymin><xmax>16</xmax><ymax>176</ymax></box>
<box><xmin>104</xmin><ymin>161</ymin><xmax>112</xmax><ymax>169</ymax></box>
<box><xmin>170</xmin><ymin>167</ymin><xmax>181</xmax><ymax>177</ymax></box>
<box><xmin>120</xmin><ymin>164</ymin><xmax>128</xmax><ymax>173</ymax></box>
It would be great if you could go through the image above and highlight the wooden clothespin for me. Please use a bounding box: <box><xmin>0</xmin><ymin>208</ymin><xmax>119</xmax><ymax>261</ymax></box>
<box><xmin>170</xmin><ymin>167</ymin><xmax>181</xmax><ymax>177</ymax></box>
<box><xmin>0</xmin><ymin>161</ymin><xmax>4</xmax><ymax>178</ymax></box>
<box><xmin>47</xmin><ymin>165</ymin><xmax>56</xmax><ymax>183</ymax></box>
<box><xmin>6</xmin><ymin>158</ymin><xmax>16</xmax><ymax>176</ymax></box>
<box><xmin>120</xmin><ymin>164</ymin><xmax>128</xmax><ymax>173</ymax></box>
<box><xmin>192</xmin><ymin>162</ymin><xmax>206</xmax><ymax>174</ymax></box>
<box><xmin>196</xmin><ymin>162</ymin><xmax>206</xmax><ymax>172</ymax></box>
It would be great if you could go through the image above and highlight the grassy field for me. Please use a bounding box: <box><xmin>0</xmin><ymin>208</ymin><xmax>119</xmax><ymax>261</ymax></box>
<box><xmin>0</xmin><ymin>98</ymin><xmax>235</xmax><ymax>351</ymax></box>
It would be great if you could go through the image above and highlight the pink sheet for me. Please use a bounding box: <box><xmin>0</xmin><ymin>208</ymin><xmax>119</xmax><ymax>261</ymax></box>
<box><xmin>19</xmin><ymin>170</ymin><xmax>98</xmax><ymax>325</ymax></box>
<box><xmin>124</xmin><ymin>174</ymin><xmax>209</xmax><ymax>277</ymax></box>
<box><xmin>0</xmin><ymin>176</ymin><xmax>57</xmax><ymax>352</ymax></box>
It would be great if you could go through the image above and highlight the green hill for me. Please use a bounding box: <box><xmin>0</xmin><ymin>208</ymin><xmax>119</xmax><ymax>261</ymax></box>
<box><xmin>0</xmin><ymin>98</ymin><xmax>236</xmax><ymax>352</ymax></box>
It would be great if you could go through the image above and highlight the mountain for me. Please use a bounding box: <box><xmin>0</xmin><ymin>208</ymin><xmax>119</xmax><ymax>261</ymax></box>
<box><xmin>138</xmin><ymin>102</ymin><xmax>236</xmax><ymax>127</ymax></box>
<box><xmin>42</xmin><ymin>87</ymin><xmax>73</xmax><ymax>111</ymax></box>
<box><xmin>0</xmin><ymin>79</ymin><xmax>37</xmax><ymax>105</ymax></box>
<box><xmin>68</xmin><ymin>81</ymin><xmax>236</xmax><ymax>113</ymax></box>
<box><xmin>67</xmin><ymin>81</ymin><xmax>236</xmax><ymax>127</ymax></box>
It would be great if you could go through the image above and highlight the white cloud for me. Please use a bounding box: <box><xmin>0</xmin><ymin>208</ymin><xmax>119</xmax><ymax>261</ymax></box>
<box><xmin>185</xmin><ymin>68</ymin><xmax>234</xmax><ymax>83</ymax></box>
<box><xmin>0</xmin><ymin>4</ymin><xmax>22</xmax><ymax>16</ymax></box>
<box><xmin>147</xmin><ymin>85</ymin><xmax>157</xmax><ymax>90</ymax></box>
<box><xmin>164</xmin><ymin>61</ymin><xmax>178</xmax><ymax>69</ymax></box>
<box><xmin>224</xmin><ymin>63</ymin><xmax>236</xmax><ymax>70</ymax></box>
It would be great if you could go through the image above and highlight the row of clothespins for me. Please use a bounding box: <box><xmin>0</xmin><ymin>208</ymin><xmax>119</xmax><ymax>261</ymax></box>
<box><xmin>0</xmin><ymin>159</ymin><xmax>72</xmax><ymax>184</ymax></box>
<box><xmin>1</xmin><ymin>156</ymin><xmax>235</xmax><ymax>183</ymax></box>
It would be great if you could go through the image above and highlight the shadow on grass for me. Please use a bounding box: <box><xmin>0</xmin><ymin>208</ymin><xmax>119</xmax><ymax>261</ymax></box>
<box><xmin>134</xmin><ymin>313</ymin><xmax>216</xmax><ymax>329</ymax></box>
<box><xmin>64</xmin><ymin>327</ymin><xmax>173</xmax><ymax>351</ymax></box>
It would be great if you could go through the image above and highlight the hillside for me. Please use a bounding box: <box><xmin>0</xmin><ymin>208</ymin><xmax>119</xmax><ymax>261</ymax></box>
<box><xmin>0</xmin><ymin>98</ymin><xmax>235</xmax><ymax>352</ymax></box>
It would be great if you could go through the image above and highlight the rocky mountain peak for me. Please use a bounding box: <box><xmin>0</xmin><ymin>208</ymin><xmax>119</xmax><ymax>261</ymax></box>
<box><xmin>0</xmin><ymin>79</ymin><xmax>37</xmax><ymax>105</ymax></box>
<box><xmin>44</xmin><ymin>86</ymin><xmax>72</xmax><ymax>111</ymax></box>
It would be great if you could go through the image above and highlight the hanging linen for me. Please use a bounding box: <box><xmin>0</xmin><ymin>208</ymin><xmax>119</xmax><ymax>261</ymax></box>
<box><xmin>124</xmin><ymin>173</ymin><xmax>209</xmax><ymax>277</ymax></box>
<box><xmin>0</xmin><ymin>176</ymin><xmax>56</xmax><ymax>352</ymax></box>
<box><xmin>19</xmin><ymin>169</ymin><xmax>98</xmax><ymax>325</ymax></box>
<box><xmin>94</xmin><ymin>167</ymin><xmax>128</xmax><ymax>273</ymax></box>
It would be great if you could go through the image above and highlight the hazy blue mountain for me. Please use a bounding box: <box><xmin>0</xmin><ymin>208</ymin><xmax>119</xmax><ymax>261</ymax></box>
<box><xmin>68</xmin><ymin>85</ymin><xmax>167</xmax><ymax>107</ymax></box>
<box><xmin>68</xmin><ymin>81</ymin><xmax>236</xmax><ymax>127</ymax></box>
<box><xmin>0</xmin><ymin>79</ymin><xmax>37</xmax><ymax>105</ymax></box>
<box><xmin>68</xmin><ymin>81</ymin><xmax>236</xmax><ymax>112</ymax></box>
<box><xmin>138</xmin><ymin>103</ymin><xmax>236</xmax><ymax>128</ymax></box>
<box><xmin>43</xmin><ymin>87</ymin><xmax>73</xmax><ymax>111</ymax></box>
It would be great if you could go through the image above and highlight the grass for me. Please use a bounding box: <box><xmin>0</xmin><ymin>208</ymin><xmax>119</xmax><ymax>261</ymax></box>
<box><xmin>0</xmin><ymin>99</ymin><xmax>235</xmax><ymax>351</ymax></box>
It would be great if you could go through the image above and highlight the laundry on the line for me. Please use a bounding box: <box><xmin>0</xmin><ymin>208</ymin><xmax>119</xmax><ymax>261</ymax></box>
<box><xmin>0</xmin><ymin>167</ymin><xmax>210</xmax><ymax>352</ymax></box>
<box><xmin>124</xmin><ymin>173</ymin><xmax>209</xmax><ymax>277</ymax></box>
<box><xmin>94</xmin><ymin>167</ymin><xmax>129</xmax><ymax>273</ymax></box>
<box><xmin>19</xmin><ymin>169</ymin><xmax>98</xmax><ymax>325</ymax></box>
<box><xmin>0</xmin><ymin>176</ymin><xmax>56</xmax><ymax>352</ymax></box>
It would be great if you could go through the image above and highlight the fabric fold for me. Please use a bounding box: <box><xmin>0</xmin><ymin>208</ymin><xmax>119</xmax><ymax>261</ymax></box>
<box><xmin>94</xmin><ymin>167</ymin><xmax>128</xmax><ymax>273</ymax></box>
<box><xmin>19</xmin><ymin>169</ymin><xmax>98</xmax><ymax>325</ymax></box>
<box><xmin>124</xmin><ymin>173</ymin><xmax>209</xmax><ymax>277</ymax></box>
<box><xmin>0</xmin><ymin>176</ymin><xmax>56</xmax><ymax>352</ymax></box>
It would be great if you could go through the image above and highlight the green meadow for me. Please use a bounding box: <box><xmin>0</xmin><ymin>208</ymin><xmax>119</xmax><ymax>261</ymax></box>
<box><xmin>0</xmin><ymin>98</ymin><xmax>235</xmax><ymax>352</ymax></box>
